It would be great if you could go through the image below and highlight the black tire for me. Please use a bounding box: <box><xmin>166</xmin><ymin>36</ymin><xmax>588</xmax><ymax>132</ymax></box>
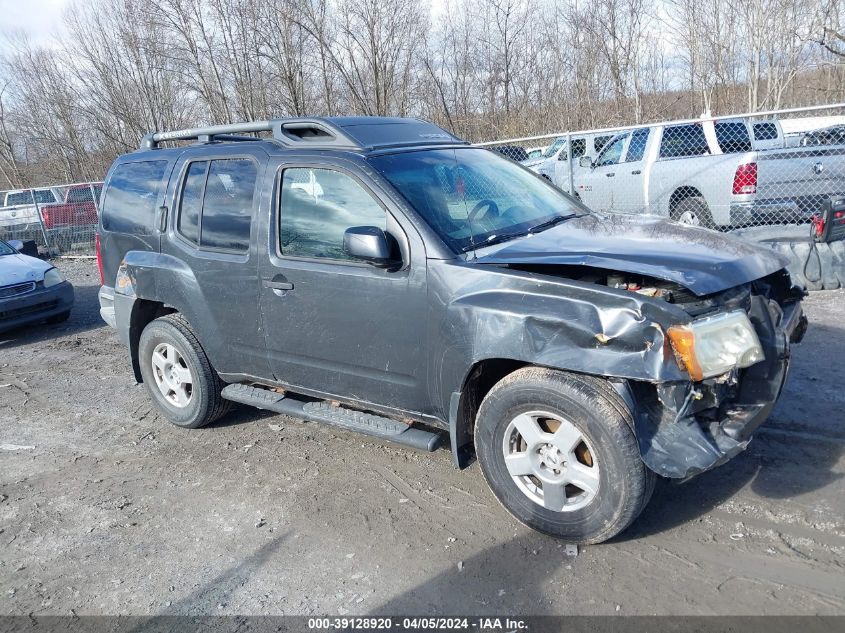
<box><xmin>138</xmin><ymin>314</ymin><xmax>230</xmax><ymax>429</ymax></box>
<box><xmin>671</xmin><ymin>196</ymin><xmax>716</xmax><ymax>229</ymax></box>
<box><xmin>46</xmin><ymin>310</ymin><xmax>71</xmax><ymax>325</ymax></box>
<box><xmin>474</xmin><ymin>367</ymin><xmax>655</xmax><ymax>544</ymax></box>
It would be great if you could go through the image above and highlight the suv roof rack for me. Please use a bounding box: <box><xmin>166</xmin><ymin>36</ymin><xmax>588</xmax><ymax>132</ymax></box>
<box><xmin>139</xmin><ymin>116</ymin><xmax>466</xmax><ymax>152</ymax></box>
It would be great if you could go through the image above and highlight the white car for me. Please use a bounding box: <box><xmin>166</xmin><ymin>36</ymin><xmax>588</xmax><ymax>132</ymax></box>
<box><xmin>527</xmin><ymin>133</ymin><xmax>616</xmax><ymax>182</ymax></box>
<box><xmin>571</xmin><ymin>119</ymin><xmax>844</xmax><ymax>227</ymax></box>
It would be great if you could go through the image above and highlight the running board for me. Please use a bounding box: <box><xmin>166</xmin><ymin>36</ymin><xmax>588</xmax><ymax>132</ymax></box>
<box><xmin>221</xmin><ymin>383</ymin><xmax>443</xmax><ymax>452</ymax></box>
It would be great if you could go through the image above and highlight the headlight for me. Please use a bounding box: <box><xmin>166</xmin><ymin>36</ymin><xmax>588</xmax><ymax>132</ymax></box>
<box><xmin>667</xmin><ymin>310</ymin><xmax>764</xmax><ymax>381</ymax></box>
<box><xmin>43</xmin><ymin>268</ymin><xmax>64</xmax><ymax>288</ymax></box>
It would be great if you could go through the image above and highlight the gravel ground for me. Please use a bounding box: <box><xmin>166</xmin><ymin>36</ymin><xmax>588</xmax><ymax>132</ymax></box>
<box><xmin>1</xmin><ymin>259</ymin><xmax>843</xmax><ymax>616</ymax></box>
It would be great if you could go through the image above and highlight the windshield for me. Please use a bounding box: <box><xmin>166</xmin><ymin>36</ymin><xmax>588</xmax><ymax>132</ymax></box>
<box><xmin>0</xmin><ymin>240</ymin><xmax>15</xmax><ymax>256</ymax></box>
<box><xmin>543</xmin><ymin>137</ymin><xmax>566</xmax><ymax>158</ymax></box>
<box><xmin>369</xmin><ymin>148</ymin><xmax>581</xmax><ymax>253</ymax></box>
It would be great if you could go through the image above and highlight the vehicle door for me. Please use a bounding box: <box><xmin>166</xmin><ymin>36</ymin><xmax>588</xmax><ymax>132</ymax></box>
<box><xmin>162</xmin><ymin>146</ymin><xmax>270</xmax><ymax>379</ymax></box>
<box><xmin>608</xmin><ymin>127</ymin><xmax>651</xmax><ymax>215</ymax></box>
<box><xmin>575</xmin><ymin>132</ymin><xmax>630</xmax><ymax>211</ymax></box>
<box><xmin>553</xmin><ymin>137</ymin><xmax>587</xmax><ymax>191</ymax></box>
<box><xmin>258</xmin><ymin>160</ymin><xmax>429</xmax><ymax>414</ymax></box>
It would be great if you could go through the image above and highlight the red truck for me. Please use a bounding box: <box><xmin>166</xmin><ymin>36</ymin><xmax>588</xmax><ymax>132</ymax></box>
<box><xmin>43</xmin><ymin>183</ymin><xmax>103</xmax><ymax>250</ymax></box>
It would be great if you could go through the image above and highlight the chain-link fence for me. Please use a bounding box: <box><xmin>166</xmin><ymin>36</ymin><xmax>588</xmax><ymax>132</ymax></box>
<box><xmin>0</xmin><ymin>181</ymin><xmax>102</xmax><ymax>255</ymax></box>
<box><xmin>480</xmin><ymin>102</ymin><xmax>845</xmax><ymax>233</ymax></box>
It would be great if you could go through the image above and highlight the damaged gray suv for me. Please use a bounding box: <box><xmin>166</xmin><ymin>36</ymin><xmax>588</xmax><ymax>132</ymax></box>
<box><xmin>97</xmin><ymin>116</ymin><xmax>807</xmax><ymax>544</ymax></box>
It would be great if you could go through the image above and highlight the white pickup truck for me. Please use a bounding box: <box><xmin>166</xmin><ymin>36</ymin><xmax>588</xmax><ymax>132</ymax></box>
<box><xmin>568</xmin><ymin>119</ymin><xmax>843</xmax><ymax>228</ymax></box>
<box><xmin>0</xmin><ymin>187</ymin><xmax>63</xmax><ymax>242</ymax></box>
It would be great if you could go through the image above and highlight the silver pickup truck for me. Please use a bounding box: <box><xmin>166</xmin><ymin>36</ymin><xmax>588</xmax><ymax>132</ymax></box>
<box><xmin>0</xmin><ymin>188</ymin><xmax>63</xmax><ymax>242</ymax></box>
<box><xmin>570</xmin><ymin>119</ymin><xmax>844</xmax><ymax>228</ymax></box>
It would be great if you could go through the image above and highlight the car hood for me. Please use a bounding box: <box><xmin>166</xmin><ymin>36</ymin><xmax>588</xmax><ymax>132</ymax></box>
<box><xmin>0</xmin><ymin>253</ymin><xmax>51</xmax><ymax>286</ymax></box>
<box><xmin>472</xmin><ymin>213</ymin><xmax>788</xmax><ymax>296</ymax></box>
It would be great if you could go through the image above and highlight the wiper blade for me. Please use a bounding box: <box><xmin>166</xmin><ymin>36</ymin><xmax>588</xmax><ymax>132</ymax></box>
<box><xmin>461</xmin><ymin>214</ymin><xmax>577</xmax><ymax>253</ymax></box>
<box><xmin>525</xmin><ymin>214</ymin><xmax>574</xmax><ymax>234</ymax></box>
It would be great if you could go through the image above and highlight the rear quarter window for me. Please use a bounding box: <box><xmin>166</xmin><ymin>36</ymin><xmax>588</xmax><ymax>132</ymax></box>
<box><xmin>101</xmin><ymin>160</ymin><xmax>169</xmax><ymax>234</ymax></box>
<box><xmin>715</xmin><ymin>121</ymin><xmax>752</xmax><ymax>153</ymax></box>
<box><xmin>659</xmin><ymin>124</ymin><xmax>709</xmax><ymax>158</ymax></box>
<box><xmin>753</xmin><ymin>122</ymin><xmax>779</xmax><ymax>141</ymax></box>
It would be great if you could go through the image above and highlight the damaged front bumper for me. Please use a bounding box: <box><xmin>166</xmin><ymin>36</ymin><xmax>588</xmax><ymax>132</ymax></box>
<box><xmin>617</xmin><ymin>294</ymin><xmax>807</xmax><ymax>479</ymax></box>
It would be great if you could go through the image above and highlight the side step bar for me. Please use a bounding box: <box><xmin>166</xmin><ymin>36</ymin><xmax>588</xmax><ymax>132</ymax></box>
<box><xmin>221</xmin><ymin>383</ymin><xmax>443</xmax><ymax>452</ymax></box>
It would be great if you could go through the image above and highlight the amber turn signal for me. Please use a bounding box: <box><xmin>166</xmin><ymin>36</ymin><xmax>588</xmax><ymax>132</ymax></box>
<box><xmin>667</xmin><ymin>324</ymin><xmax>704</xmax><ymax>382</ymax></box>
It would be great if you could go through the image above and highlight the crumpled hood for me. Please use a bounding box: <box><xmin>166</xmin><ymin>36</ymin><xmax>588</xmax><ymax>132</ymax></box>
<box><xmin>473</xmin><ymin>213</ymin><xmax>788</xmax><ymax>296</ymax></box>
<box><xmin>0</xmin><ymin>253</ymin><xmax>51</xmax><ymax>287</ymax></box>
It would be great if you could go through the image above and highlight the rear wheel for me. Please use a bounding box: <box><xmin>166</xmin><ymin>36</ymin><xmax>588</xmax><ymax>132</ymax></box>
<box><xmin>138</xmin><ymin>314</ymin><xmax>230</xmax><ymax>428</ymax></box>
<box><xmin>474</xmin><ymin>367</ymin><xmax>654</xmax><ymax>544</ymax></box>
<box><xmin>671</xmin><ymin>196</ymin><xmax>715</xmax><ymax>229</ymax></box>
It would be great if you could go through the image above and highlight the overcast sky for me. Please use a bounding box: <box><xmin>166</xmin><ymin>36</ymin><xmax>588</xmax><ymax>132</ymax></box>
<box><xmin>1</xmin><ymin>0</ymin><xmax>447</xmax><ymax>52</ymax></box>
<box><xmin>1</xmin><ymin>0</ymin><xmax>69</xmax><ymax>50</ymax></box>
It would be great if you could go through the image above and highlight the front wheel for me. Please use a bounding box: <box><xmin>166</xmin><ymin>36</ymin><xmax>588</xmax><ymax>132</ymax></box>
<box><xmin>474</xmin><ymin>367</ymin><xmax>655</xmax><ymax>544</ymax></box>
<box><xmin>138</xmin><ymin>314</ymin><xmax>230</xmax><ymax>428</ymax></box>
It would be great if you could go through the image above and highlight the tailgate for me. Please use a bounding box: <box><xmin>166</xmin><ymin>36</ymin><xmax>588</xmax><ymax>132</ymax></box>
<box><xmin>0</xmin><ymin>205</ymin><xmax>40</xmax><ymax>228</ymax></box>
<box><xmin>756</xmin><ymin>146</ymin><xmax>845</xmax><ymax>211</ymax></box>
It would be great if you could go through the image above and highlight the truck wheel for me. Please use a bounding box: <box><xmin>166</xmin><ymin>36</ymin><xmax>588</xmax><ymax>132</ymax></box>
<box><xmin>671</xmin><ymin>197</ymin><xmax>715</xmax><ymax>229</ymax></box>
<box><xmin>138</xmin><ymin>314</ymin><xmax>230</xmax><ymax>429</ymax></box>
<box><xmin>474</xmin><ymin>367</ymin><xmax>654</xmax><ymax>544</ymax></box>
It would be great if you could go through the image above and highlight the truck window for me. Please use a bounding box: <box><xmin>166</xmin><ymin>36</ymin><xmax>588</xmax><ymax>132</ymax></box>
<box><xmin>177</xmin><ymin>159</ymin><xmax>256</xmax><ymax>252</ymax></box>
<box><xmin>625</xmin><ymin>128</ymin><xmax>649</xmax><ymax>162</ymax></box>
<box><xmin>594</xmin><ymin>136</ymin><xmax>612</xmax><ymax>153</ymax></box>
<box><xmin>66</xmin><ymin>186</ymin><xmax>95</xmax><ymax>203</ymax></box>
<box><xmin>659</xmin><ymin>124</ymin><xmax>709</xmax><ymax>158</ymax></box>
<box><xmin>201</xmin><ymin>159</ymin><xmax>256</xmax><ymax>251</ymax></box>
<box><xmin>571</xmin><ymin>139</ymin><xmax>587</xmax><ymax>158</ymax></box>
<box><xmin>715</xmin><ymin>121</ymin><xmax>751</xmax><ymax>153</ymax></box>
<box><xmin>280</xmin><ymin>168</ymin><xmax>386</xmax><ymax>261</ymax></box>
<box><xmin>5</xmin><ymin>189</ymin><xmax>57</xmax><ymax>206</ymax></box>
<box><xmin>101</xmin><ymin>160</ymin><xmax>169</xmax><ymax>234</ymax></box>
<box><xmin>753</xmin><ymin>122</ymin><xmax>778</xmax><ymax>141</ymax></box>
<box><xmin>177</xmin><ymin>161</ymin><xmax>207</xmax><ymax>245</ymax></box>
<box><xmin>596</xmin><ymin>133</ymin><xmax>629</xmax><ymax>166</ymax></box>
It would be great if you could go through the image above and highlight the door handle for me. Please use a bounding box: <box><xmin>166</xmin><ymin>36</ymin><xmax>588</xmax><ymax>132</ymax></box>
<box><xmin>157</xmin><ymin>205</ymin><xmax>168</xmax><ymax>232</ymax></box>
<box><xmin>606</xmin><ymin>172</ymin><xmax>615</xmax><ymax>177</ymax></box>
<box><xmin>631</xmin><ymin>170</ymin><xmax>641</xmax><ymax>175</ymax></box>
<box><xmin>264</xmin><ymin>280</ymin><xmax>294</xmax><ymax>291</ymax></box>
<box><xmin>263</xmin><ymin>275</ymin><xmax>294</xmax><ymax>292</ymax></box>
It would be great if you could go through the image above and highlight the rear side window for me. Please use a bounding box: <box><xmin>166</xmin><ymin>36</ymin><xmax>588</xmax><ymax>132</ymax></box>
<box><xmin>177</xmin><ymin>158</ymin><xmax>257</xmax><ymax>252</ymax></box>
<box><xmin>102</xmin><ymin>160</ymin><xmax>169</xmax><ymax>234</ymax></box>
<box><xmin>659</xmin><ymin>124</ymin><xmax>709</xmax><ymax>158</ymax></box>
<box><xmin>753</xmin><ymin>122</ymin><xmax>778</xmax><ymax>141</ymax></box>
<box><xmin>66</xmin><ymin>187</ymin><xmax>95</xmax><ymax>203</ymax></box>
<box><xmin>6</xmin><ymin>189</ymin><xmax>57</xmax><ymax>206</ymax></box>
<box><xmin>570</xmin><ymin>139</ymin><xmax>586</xmax><ymax>158</ymax></box>
<box><xmin>715</xmin><ymin>121</ymin><xmax>751</xmax><ymax>153</ymax></box>
<box><xmin>625</xmin><ymin>128</ymin><xmax>650</xmax><ymax>162</ymax></box>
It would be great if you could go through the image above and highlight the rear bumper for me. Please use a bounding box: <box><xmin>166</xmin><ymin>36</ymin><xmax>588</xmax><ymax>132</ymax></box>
<box><xmin>0</xmin><ymin>221</ymin><xmax>42</xmax><ymax>242</ymax></box>
<box><xmin>623</xmin><ymin>296</ymin><xmax>807</xmax><ymax>479</ymax></box>
<box><xmin>0</xmin><ymin>281</ymin><xmax>74</xmax><ymax>333</ymax></box>
<box><xmin>731</xmin><ymin>194</ymin><xmax>845</xmax><ymax>225</ymax></box>
<box><xmin>730</xmin><ymin>199</ymin><xmax>800</xmax><ymax>225</ymax></box>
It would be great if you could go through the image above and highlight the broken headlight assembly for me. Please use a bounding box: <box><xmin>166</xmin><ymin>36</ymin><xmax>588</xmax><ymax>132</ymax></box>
<box><xmin>667</xmin><ymin>310</ymin><xmax>764</xmax><ymax>381</ymax></box>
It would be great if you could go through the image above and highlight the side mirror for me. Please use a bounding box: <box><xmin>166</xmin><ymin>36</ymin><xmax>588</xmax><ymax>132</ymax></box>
<box><xmin>579</xmin><ymin>156</ymin><xmax>594</xmax><ymax>169</ymax></box>
<box><xmin>7</xmin><ymin>239</ymin><xmax>23</xmax><ymax>252</ymax></box>
<box><xmin>343</xmin><ymin>226</ymin><xmax>397</xmax><ymax>267</ymax></box>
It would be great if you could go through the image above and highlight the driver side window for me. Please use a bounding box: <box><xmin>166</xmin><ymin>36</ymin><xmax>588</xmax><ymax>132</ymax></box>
<box><xmin>279</xmin><ymin>168</ymin><xmax>386</xmax><ymax>261</ymax></box>
<box><xmin>595</xmin><ymin>133</ymin><xmax>629</xmax><ymax>167</ymax></box>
